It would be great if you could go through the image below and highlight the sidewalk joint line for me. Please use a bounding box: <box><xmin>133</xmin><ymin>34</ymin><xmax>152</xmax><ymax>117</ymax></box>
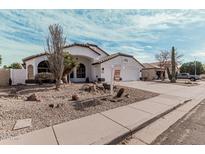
<box><xmin>99</xmin><ymin>112</ymin><xmax>131</xmax><ymax>131</ymax></box>
<box><xmin>135</xmin><ymin>136</ymin><xmax>149</xmax><ymax>145</ymax></box>
<box><xmin>127</xmin><ymin>106</ymin><xmax>154</xmax><ymax>115</ymax></box>
<box><xmin>51</xmin><ymin>126</ymin><xmax>59</xmax><ymax>145</ymax></box>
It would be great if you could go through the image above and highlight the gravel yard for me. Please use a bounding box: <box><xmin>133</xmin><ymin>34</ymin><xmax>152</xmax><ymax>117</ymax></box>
<box><xmin>0</xmin><ymin>83</ymin><xmax>158</xmax><ymax>141</ymax></box>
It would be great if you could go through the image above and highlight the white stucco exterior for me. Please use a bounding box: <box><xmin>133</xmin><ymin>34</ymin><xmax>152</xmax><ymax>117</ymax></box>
<box><xmin>22</xmin><ymin>44</ymin><xmax>144</xmax><ymax>83</ymax></box>
<box><xmin>10</xmin><ymin>69</ymin><xmax>27</xmax><ymax>85</ymax></box>
<box><xmin>100</xmin><ymin>56</ymin><xmax>143</xmax><ymax>83</ymax></box>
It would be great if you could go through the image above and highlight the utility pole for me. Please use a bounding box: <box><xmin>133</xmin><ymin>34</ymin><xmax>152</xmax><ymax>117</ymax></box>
<box><xmin>194</xmin><ymin>58</ymin><xmax>196</xmax><ymax>76</ymax></box>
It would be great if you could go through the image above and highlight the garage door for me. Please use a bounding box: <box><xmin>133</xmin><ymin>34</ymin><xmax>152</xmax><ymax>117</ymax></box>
<box><xmin>122</xmin><ymin>66</ymin><xmax>139</xmax><ymax>81</ymax></box>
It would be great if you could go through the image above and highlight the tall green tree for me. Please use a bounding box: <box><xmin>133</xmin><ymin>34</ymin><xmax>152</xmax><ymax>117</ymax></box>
<box><xmin>180</xmin><ymin>61</ymin><xmax>204</xmax><ymax>75</ymax></box>
<box><xmin>3</xmin><ymin>62</ymin><xmax>22</xmax><ymax>69</ymax></box>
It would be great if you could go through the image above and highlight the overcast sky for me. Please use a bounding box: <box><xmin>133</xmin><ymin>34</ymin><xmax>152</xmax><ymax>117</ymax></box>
<box><xmin>0</xmin><ymin>10</ymin><xmax>205</xmax><ymax>66</ymax></box>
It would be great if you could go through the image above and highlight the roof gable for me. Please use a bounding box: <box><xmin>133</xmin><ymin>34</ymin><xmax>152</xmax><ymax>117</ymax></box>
<box><xmin>22</xmin><ymin>52</ymin><xmax>48</xmax><ymax>62</ymax></box>
<box><xmin>92</xmin><ymin>52</ymin><xmax>144</xmax><ymax>67</ymax></box>
<box><xmin>64</xmin><ymin>43</ymin><xmax>109</xmax><ymax>56</ymax></box>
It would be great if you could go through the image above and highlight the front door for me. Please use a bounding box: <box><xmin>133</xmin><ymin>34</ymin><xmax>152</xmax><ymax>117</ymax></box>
<box><xmin>114</xmin><ymin>69</ymin><xmax>121</xmax><ymax>81</ymax></box>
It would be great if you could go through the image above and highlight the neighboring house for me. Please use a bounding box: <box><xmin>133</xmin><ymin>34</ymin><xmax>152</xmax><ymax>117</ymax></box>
<box><xmin>22</xmin><ymin>43</ymin><xmax>144</xmax><ymax>83</ymax></box>
<box><xmin>141</xmin><ymin>63</ymin><xmax>163</xmax><ymax>81</ymax></box>
<box><xmin>141</xmin><ymin>61</ymin><xmax>179</xmax><ymax>81</ymax></box>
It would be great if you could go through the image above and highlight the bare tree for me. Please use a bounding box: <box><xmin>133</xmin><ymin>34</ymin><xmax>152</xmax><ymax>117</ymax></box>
<box><xmin>155</xmin><ymin>50</ymin><xmax>170</xmax><ymax>80</ymax></box>
<box><xmin>155</xmin><ymin>47</ymin><xmax>183</xmax><ymax>82</ymax></box>
<box><xmin>46</xmin><ymin>24</ymin><xmax>65</xmax><ymax>90</ymax></box>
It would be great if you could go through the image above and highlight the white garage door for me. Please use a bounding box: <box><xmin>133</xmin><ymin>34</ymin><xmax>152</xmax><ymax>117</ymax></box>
<box><xmin>122</xmin><ymin>66</ymin><xmax>139</xmax><ymax>81</ymax></box>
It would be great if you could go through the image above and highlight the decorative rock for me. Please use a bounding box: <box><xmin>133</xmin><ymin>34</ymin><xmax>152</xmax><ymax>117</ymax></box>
<box><xmin>26</xmin><ymin>94</ymin><xmax>40</xmax><ymax>101</ymax></box>
<box><xmin>103</xmin><ymin>83</ymin><xmax>110</xmax><ymax>90</ymax></box>
<box><xmin>102</xmin><ymin>83</ymin><xmax>117</xmax><ymax>90</ymax></box>
<box><xmin>124</xmin><ymin>94</ymin><xmax>130</xmax><ymax>98</ymax></box>
<box><xmin>110</xmin><ymin>98</ymin><xmax>123</xmax><ymax>102</ymax></box>
<box><xmin>73</xmin><ymin>98</ymin><xmax>102</xmax><ymax>110</ymax></box>
<box><xmin>110</xmin><ymin>99</ymin><xmax>117</xmax><ymax>102</ymax></box>
<box><xmin>96</xmin><ymin>84</ymin><xmax>104</xmax><ymax>91</ymax></box>
<box><xmin>49</xmin><ymin>103</ymin><xmax>63</xmax><ymax>108</ymax></box>
<box><xmin>49</xmin><ymin>104</ymin><xmax>54</xmax><ymax>108</ymax></box>
<box><xmin>72</xmin><ymin>94</ymin><xmax>79</xmax><ymax>101</ymax></box>
<box><xmin>101</xmin><ymin>97</ymin><xmax>108</xmax><ymax>101</ymax></box>
<box><xmin>81</xmin><ymin>84</ymin><xmax>96</xmax><ymax>92</ymax></box>
<box><xmin>116</xmin><ymin>88</ymin><xmax>125</xmax><ymax>98</ymax></box>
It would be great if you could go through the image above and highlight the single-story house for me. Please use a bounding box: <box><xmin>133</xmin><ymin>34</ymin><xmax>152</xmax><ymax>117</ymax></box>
<box><xmin>141</xmin><ymin>61</ymin><xmax>179</xmax><ymax>81</ymax></box>
<box><xmin>22</xmin><ymin>43</ymin><xmax>144</xmax><ymax>83</ymax></box>
<box><xmin>141</xmin><ymin>62</ymin><xmax>164</xmax><ymax>81</ymax></box>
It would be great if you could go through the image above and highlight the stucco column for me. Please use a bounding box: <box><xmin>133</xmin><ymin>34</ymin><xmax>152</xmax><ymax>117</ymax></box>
<box><xmin>73</xmin><ymin>67</ymin><xmax>77</xmax><ymax>80</ymax></box>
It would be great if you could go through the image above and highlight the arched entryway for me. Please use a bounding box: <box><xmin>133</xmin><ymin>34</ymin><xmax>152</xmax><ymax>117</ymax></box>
<box><xmin>38</xmin><ymin>61</ymin><xmax>50</xmax><ymax>73</ymax></box>
<box><xmin>77</xmin><ymin>63</ymin><xmax>86</xmax><ymax>78</ymax></box>
<box><xmin>27</xmin><ymin>65</ymin><xmax>34</xmax><ymax>79</ymax></box>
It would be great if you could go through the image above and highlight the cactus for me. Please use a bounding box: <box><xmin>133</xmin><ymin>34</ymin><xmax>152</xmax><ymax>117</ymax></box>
<box><xmin>171</xmin><ymin>46</ymin><xmax>176</xmax><ymax>83</ymax></box>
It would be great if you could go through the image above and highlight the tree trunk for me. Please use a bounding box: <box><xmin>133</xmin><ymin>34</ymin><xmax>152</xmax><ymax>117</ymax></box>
<box><xmin>68</xmin><ymin>73</ymin><xmax>71</xmax><ymax>84</ymax></box>
<box><xmin>167</xmin><ymin>67</ymin><xmax>172</xmax><ymax>81</ymax></box>
<box><xmin>55</xmin><ymin>79</ymin><xmax>61</xmax><ymax>90</ymax></box>
<box><xmin>160</xmin><ymin>71</ymin><xmax>165</xmax><ymax>81</ymax></box>
<box><xmin>62</xmin><ymin>74</ymin><xmax>68</xmax><ymax>84</ymax></box>
<box><xmin>61</xmin><ymin>68</ymin><xmax>72</xmax><ymax>84</ymax></box>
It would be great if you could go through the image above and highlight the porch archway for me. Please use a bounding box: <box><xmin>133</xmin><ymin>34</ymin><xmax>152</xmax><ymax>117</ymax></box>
<box><xmin>37</xmin><ymin>60</ymin><xmax>50</xmax><ymax>73</ymax></box>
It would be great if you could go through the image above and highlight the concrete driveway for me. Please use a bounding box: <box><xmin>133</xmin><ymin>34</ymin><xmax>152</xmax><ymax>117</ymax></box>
<box><xmin>117</xmin><ymin>81</ymin><xmax>205</xmax><ymax>99</ymax></box>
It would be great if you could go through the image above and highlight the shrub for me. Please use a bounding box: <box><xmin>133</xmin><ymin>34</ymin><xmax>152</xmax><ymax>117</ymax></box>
<box><xmin>35</xmin><ymin>72</ymin><xmax>54</xmax><ymax>81</ymax></box>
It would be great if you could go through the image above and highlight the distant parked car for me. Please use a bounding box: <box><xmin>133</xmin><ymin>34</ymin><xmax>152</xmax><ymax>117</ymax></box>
<box><xmin>177</xmin><ymin>73</ymin><xmax>201</xmax><ymax>81</ymax></box>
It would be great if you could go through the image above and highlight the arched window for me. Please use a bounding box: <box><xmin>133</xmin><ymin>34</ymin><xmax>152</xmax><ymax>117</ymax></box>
<box><xmin>38</xmin><ymin>60</ymin><xmax>50</xmax><ymax>73</ymax></box>
<box><xmin>77</xmin><ymin>63</ymin><xmax>86</xmax><ymax>78</ymax></box>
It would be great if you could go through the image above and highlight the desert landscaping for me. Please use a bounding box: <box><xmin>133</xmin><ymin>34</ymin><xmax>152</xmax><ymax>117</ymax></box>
<box><xmin>0</xmin><ymin>83</ymin><xmax>158</xmax><ymax>141</ymax></box>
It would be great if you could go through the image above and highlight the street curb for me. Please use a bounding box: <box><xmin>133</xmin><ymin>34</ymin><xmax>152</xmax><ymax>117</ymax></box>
<box><xmin>150</xmin><ymin>96</ymin><xmax>205</xmax><ymax>144</ymax></box>
<box><xmin>105</xmin><ymin>98</ymin><xmax>192</xmax><ymax>145</ymax></box>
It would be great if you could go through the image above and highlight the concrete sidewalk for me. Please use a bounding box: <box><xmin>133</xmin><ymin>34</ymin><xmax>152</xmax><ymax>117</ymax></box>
<box><xmin>0</xmin><ymin>94</ymin><xmax>189</xmax><ymax>145</ymax></box>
